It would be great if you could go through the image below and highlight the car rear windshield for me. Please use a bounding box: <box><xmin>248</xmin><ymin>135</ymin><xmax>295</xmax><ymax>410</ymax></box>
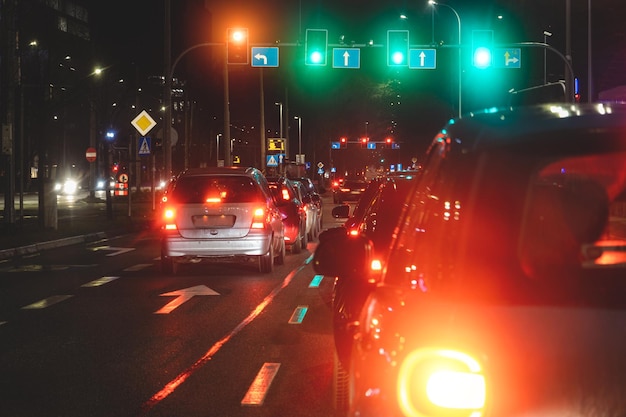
<box><xmin>171</xmin><ymin>175</ymin><xmax>264</xmax><ymax>204</ymax></box>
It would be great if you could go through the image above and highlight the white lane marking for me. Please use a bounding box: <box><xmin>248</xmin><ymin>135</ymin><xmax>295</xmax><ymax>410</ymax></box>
<box><xmin>154</xmin><ymin>285</ymin><xmax>220</xmax><ymax>314</ymax></box>
<box><xmin>0</xmin><ymin>321</ymin><xmax>7</xmax><ymax>326</ymax></box>
<box><xmin>81</xmin><ymin>276</ymin><xmax>120</xmax><ymax>287</ymax></box>
<box><xmin>141</xmin><ymin>265</ymin><xmax>305</xmax><ymax>414</ymax></box>
<box><xmin>90</xmin><ymin>246</ymin><xmax>135</xmax><ymax>257</ymax></box>
<box><xmin>241</xmin><ymin>362</ymin><xmax>281</xmax><ymax>406</ymax></box>
<box><xmin>123</xmin><ymin>264</ymin><xmax>151</xmax><ymax>272</ymax></box>
<box><xmin>309</xmin><ymin>274</ymin><xmax>324</xmax><ymax>288</ymax></box>
<box><xmin>21</xmin><ymin>295</ymin><xmax>74</xmax><ymax>309</ymax></box>
<box><xmin>288</xmin><ymin>305</ymin><xmax>309</xmax><ymax>324</ymax></box>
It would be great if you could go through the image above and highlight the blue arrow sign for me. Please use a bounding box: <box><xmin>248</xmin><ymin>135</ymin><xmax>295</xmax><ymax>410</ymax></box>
<box><xmin>252</xmin><ymin>47</ymin><xmax>279</xmax><ymax>67</ymax></box>
<box><xmin>332</xmin><ymin>48</ymin><xmax>360</xmax><ymax>69</ymax></box>
<box><xmin>367</xmin><ymin>142</ymin><xmax>376</xmax><ymax>149</ymax></box>
<box><xmin>331</xmin><ymin>142</ymin><xmax>340</xmax><ymax>149</ymax></box>
<box><xmin>493</xmin><ymin>48</ymin><xmax>521</xmax><ymax>68</ymax></box>
<box><xmin>409</xmin><ymin>49</ymin><xmax>436</xmax><ymax>69</ymax></box>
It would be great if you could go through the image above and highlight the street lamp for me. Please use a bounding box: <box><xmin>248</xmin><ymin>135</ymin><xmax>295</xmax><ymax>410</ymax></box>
<box><xmin>274</xmin><ymin>102</ymin><xmax>283</xmax><ymax>140</ymax></box>
<box><xmin>294</xmin><ymin>116</ymin><xmax>302</xmax><ymax>159</ymax></box>
<box><xmin>428</xmin><ymin>0</ymin><xmax>462</xmax><ymax>118</ymax></box>
<box><xmin>543</xmin><ymin>30</ymin><xmax>552</xmax><ymax>85</ymax></box>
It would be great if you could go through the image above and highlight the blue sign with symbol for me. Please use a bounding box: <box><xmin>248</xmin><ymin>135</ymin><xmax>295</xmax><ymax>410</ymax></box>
<box><xmin>138</xmin><ymin>137</ymin><xmax>151</xmax><ymax>155</ymax></box>
<box><xmin>252</xmin><ymin>47</ymin><xmax>279</xmax><ymax>67</ymax></box>
<box><xmin>367</xmin><ymin>142</ymin><xmax>376</xmax><ymax>149</ymax></box>
<box><xmin>331</xmin><ymin>142</ymin><xmax>341</xmax><ymax>149</ymax></box>
<box><xmin>266</xmin><ymin>154</ymin><xmax>279</xmax><ymax>167</ymax></box>
<box><xmin>409</xmin><ymin>49</ymin><xmax>436</xmax><ymax>69</ymax></box>
<box><xmin>493</xmin><ymin>48</ymin><xmax>521</xmax><ymax>68</ymax></box>
<box><xmin>332</xmin><ymin>48</ymin><xmax>360</xmax><ymax>69</ymax></box>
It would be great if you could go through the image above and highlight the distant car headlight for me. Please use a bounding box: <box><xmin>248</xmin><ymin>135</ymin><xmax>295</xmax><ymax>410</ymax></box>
<box><xmin>96</xmin><ymin>179</ymin><xmax>106</xmax><ymax>190</ymax></box>
<box><xmin>397</xmin><ymin>348</ymin><xmax>486</xmax><ymax>417</ymax></box>
<box><xmin>62</xmin><ymin>179</ymin><xmax>78</xmax><ymax>195</ymax></box>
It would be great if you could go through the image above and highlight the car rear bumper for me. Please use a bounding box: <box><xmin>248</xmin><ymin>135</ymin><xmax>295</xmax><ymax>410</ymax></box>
<box><xmin>162</xmin><ymin>234</ymin><xmax>272</xmax><ymax>258</ymax></box>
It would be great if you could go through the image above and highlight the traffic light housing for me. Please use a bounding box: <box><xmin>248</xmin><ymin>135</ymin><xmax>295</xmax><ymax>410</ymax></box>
<box><xmin>227</xmin><ymin>27</ymin><xmax>249</xmax><ymax>65</ymax></box>
<box><xmin>340</xmin><ymin>136</ymin><xmax>347</xmax><ymax>148</ymax></box>
<box><xmin>360</xmin><ymin>137</ymin><xmax>369</xmax><ymax>148</ymax></box>
<box><xmin>387</xmin><ymin>30</ymin><xmax>409</xmax><ymax>67</ymax></box>
<box><xmin>305</xmin><ymin>29</ymin><xmax>328</xmax><ymax>66</ymax></box>
<box><xmin>472</xmin><ymin>29</ymin><xmax>493</xmax><ymax>69</ymax></box>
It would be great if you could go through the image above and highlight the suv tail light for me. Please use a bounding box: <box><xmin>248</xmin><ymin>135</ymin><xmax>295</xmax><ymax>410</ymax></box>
<box><xmin>162</xmin><ymin>207</ymin><xmax>178</xmax><ymax>231</ymax></box>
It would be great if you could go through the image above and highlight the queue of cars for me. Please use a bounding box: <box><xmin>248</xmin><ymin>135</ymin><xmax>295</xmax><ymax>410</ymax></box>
<box><xmin>159</xmin><ymin>167</ymin><xmax>322</xmax><ymax>275</ymax></box>
<box><xmin>314</xmin><ymin>103</ymin><xmax>626</xmax><ymax>417</ymax></box>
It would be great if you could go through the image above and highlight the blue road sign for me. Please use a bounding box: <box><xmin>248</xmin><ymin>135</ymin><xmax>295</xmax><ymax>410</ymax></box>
<box><xmin>251</xmin><ymin>47</ymin><xmax>279</xmax><ymax>67</ymax></box>
<box><xmin>138</xmin><ymin>137</ymin><xmax>151</xmax><ymax>155</ymax></box>
<box><xmin>332</xmin><ymin>48</ymin><xmax>360</xmax><ymax>69</ymax></box>
<box><xmin>266</xmin><ymin>154</ymin><xmax>279</xmax><ymax>166</ymax></box>
<box><xmin>409</xmin><ymin>49</ymin><xmax>436</xmax><ymax>69</ymax></box>
<box><xmin>367</xmin><ymin>142</ymin><xmax>376</xmax><ymax>149</ymax></box>
<box><xmin>331</xmin><ymin>142</ymin><xmax>340</xmax><ymax>149</ymax></box>
<box><xmin>493</xmin><ymin>48</ymin><xmax>521</xmax><ymax>68</ymax></box>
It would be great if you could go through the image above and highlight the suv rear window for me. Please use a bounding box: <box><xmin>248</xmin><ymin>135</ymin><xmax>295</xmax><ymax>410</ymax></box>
<box><xmin>171</xmin><ymin>175</ymin><xmax>264</xmax><ymax>204</ymax></box>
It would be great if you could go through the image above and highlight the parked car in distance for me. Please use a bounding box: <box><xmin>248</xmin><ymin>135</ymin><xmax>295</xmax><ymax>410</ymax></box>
<box><xmin>314</xmin><ymin>103</ymin><xmax>626</xmax><ymax>417</ymax></box>
<box><xmin>267</xmin><ymin>176</ymin><xmax>308</xmax><ymax>254</ymax></box>
<box><xmin>332</xmin><ymin>178</ymin><xmax>368</xmax><ymax>204</ymax></box>
<box><xmin>159</xmin><ymin>167</ymin><xmax>285</xmax><ymax>274</ymax></box>
<box><xmin>290</xmin><ymin>177</ymin><xmax>322</xmax><ymax>240</ymax></box>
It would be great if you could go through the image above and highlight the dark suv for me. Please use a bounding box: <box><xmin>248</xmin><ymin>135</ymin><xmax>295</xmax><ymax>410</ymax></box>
<box><xmin>314</xmin><ymin>103</ymin><xmax>626</xmax><ymax>417</ymax></box>
<box><xmin>160</xmin><ymin>167</ymin><xmax>285</xmax><ymax>274</ymax></box>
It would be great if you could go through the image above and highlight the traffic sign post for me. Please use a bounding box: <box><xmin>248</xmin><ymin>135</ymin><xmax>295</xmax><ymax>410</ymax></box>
<box><xmin>332</xmin><ymin>48</ymin><xmax>360</xmax><ymax>69</ymax></box>
<box><xmin>409</xmin><ymin>49</ymin><xmax>436</xmax><ymax>69</ymax></box>
<box><xmin>85</xmin><ymin>147</ymin><xmax>97</xmax><ymax>163</ymax></box>
<box><xmin>493</xmin><ymin>48</ymin><xmax>521</xmax><ymax>68</ymax></box>
<box><xmin>251</xmin><ymin>47</ymin><xmax>279</xmax><ymax>67</ymax></box>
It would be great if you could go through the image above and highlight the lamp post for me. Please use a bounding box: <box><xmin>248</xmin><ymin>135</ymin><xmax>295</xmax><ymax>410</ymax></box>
<box><xmin>274</xmin><ymin>102</ymin><xmax>283</xmax><ymax>140</ymax></box>
<box><xmin>216</xmin><ymin>133</ymin><xmax>222</xmax><ymax>166</ymax></box>
<box><xmin>428</xmin><ymin>0</ymin><xmax>462</xmax><ymax>118</ymax></box>
<box><xmin>543</xmin><ymin>30</ymin><xmax>552</xmax><ymax>85</ymax></box>
<box><xmin>294</xmin><ymin>116</ymin><xmax>302</xmax><ymax>157</ymax></box>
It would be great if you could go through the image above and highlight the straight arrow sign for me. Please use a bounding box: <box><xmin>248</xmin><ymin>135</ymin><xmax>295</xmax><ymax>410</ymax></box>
<box><xmin>155</xmin><ymin>285</ymin><xmax>220</xmax><ymax>314</ymax></box>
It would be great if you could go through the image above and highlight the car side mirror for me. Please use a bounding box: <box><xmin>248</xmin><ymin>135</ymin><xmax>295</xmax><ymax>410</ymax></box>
<box><xmin>332</xmin><ymin>205</ymin><xmax>350</xmax><ymax>219</ymax></box>
<box><xmin>313</xmin><ymin>227</ymin><xmax>372</xmax><ymax>277</ymax></box>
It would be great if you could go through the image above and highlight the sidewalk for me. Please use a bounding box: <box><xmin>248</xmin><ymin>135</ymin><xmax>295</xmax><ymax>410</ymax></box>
<box><xmin>0</xmin><ymin>193</ymin><xmax>158</xmax><ymax>261</ymax></box>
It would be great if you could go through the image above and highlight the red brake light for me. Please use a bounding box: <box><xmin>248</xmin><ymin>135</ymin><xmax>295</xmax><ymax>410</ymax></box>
<box><xmin>251</xmin><ymin>207</ymin><xmax>266</xmax><ymax>229</ymax></box>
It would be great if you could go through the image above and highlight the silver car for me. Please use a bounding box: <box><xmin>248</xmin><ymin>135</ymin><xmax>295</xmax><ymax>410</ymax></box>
<box><xmin>160</xmin><ymin>167</ymin><xmax>285</xmax><ymax>274</ymax></box>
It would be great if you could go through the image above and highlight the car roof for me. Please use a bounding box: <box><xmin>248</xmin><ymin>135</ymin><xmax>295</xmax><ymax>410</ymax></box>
<box><xmin>442</xmin><ymin>102</ymin><xmax>626</xmax><ymax>151</ymax></box>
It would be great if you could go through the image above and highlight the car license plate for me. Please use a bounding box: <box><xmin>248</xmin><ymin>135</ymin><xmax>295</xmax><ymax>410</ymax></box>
<box><xmin>192</xmin><ymin>214</ymin><xmax>235</xmax><ymax>228</ymax></box>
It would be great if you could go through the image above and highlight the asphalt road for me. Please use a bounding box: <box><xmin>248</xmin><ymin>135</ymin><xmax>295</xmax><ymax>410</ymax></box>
<box><xmin>0</xmin><ymin>193</ymin><xmax>348</xmax><ymax>417</ymax></box>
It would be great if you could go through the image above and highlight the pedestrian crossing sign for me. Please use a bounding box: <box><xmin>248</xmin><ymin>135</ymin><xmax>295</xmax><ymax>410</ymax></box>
<box><xmin>266</xmin><ymin>154</ymin><xmax>279</xmax><ymax>167</ymax></box>
<box><xmin>138</xmin><ymin>137</ymin><xmax>151</xmax><ymax>155</ymax></box>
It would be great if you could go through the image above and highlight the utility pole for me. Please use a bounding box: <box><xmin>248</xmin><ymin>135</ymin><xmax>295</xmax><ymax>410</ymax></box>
<box><xmin>1</xmin><ymin>0</ymin><xmax>18</xmax><ymax>226</ymax></box>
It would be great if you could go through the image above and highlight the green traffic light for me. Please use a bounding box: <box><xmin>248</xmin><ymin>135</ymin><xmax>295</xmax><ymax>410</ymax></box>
<box><xmin>473</xmin><ymin>47</ymin><xmax>492</xmax><ymax>69</ymax></box>
<box><xmin>391</xmin><ymin>51</ymin><xmax>405</xmax><ymax>65</ymax></box>
<box><xmin>309</xmin><ymin>51</ymin><xmax>323</xmax><ymax>64</ymax></box>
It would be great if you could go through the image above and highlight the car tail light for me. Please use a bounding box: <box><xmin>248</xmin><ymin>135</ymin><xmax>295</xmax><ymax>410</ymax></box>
<box><xmin>281</xmin><ymin>188</ymin><xmax>291</xmax><ymax>201</ymax></box>
<box><xmin>251</xmin><ymin>207</ymin><xmax>266</xmax><ymax>229</ymax></box>
<box><xmin>397</xmin><ymin>348</ymin><xmax>486</xmax><ymax>417</ymax></box>
<box><xmin>370</xmin><ymin>259</ymin><xmax>382</xmax><ymax>271</ymax></box>
<box><xmin>162</xmin><ymin>208</ymin><xmax>178</xmax><ymax>231</ymax></box>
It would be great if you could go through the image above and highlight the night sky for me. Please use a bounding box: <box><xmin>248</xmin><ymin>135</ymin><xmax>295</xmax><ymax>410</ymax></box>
<box><xmin>87</xmin><ymin>0</ymin><xmax>626</xmax><ymax>159</ymax></box>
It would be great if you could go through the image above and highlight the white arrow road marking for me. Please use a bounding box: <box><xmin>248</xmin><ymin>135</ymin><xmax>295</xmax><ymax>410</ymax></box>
<box><xmin>123</xmin><ymin>264</ymin><xmax>152</xmax><ymax>272</ymax></box>
<box><xmin>91</xmin><ymin>246</ymin><xmax>135</xmax><ymax>257</ymax></box>
<box><xmin>22</xmin><ymin>295</ymin><xmax>74</xmax><ymax>309</ymax></box>
<box><xmin>81</xmin><ymin>276</ymin><xmax>120</xmax><ymax>287</ymax></box>
<box><xmin>154</xmin><ymin>285</ymin><xmax>220</xmax><ymax>314</ymax></box>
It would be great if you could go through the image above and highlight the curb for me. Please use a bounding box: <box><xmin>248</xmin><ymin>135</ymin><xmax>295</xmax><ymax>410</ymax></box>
<box><xmin>0</xmin><ymin>232</ymin><xmax>108</xmax><ymax>261</ymax></box>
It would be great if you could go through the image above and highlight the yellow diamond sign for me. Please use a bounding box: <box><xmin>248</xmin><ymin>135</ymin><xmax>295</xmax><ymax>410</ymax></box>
<box><xmin>131</xmin><ymin>110</ymin><xmax>157</xmax><ymax>136</ymax></box>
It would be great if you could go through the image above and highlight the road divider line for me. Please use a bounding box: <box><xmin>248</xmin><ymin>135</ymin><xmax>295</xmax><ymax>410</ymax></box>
<box><xmin>21</xmin><ymin>295</ymin><xmax>74</xmax><ymax>309</ymax></box>
<box><xmin>141</xmin><ymin>264</ymin><xmax>306</xmax><ymax>415</ymax></box>
<box><xmin>81</xmin><ymin>276</ymin><xmax>120</xmax><ymax>287</ymax></box>
<box><xmin>241</xmin><ymin>362</ymin><xmax>281</xmax><ymax>406</ymax></box>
